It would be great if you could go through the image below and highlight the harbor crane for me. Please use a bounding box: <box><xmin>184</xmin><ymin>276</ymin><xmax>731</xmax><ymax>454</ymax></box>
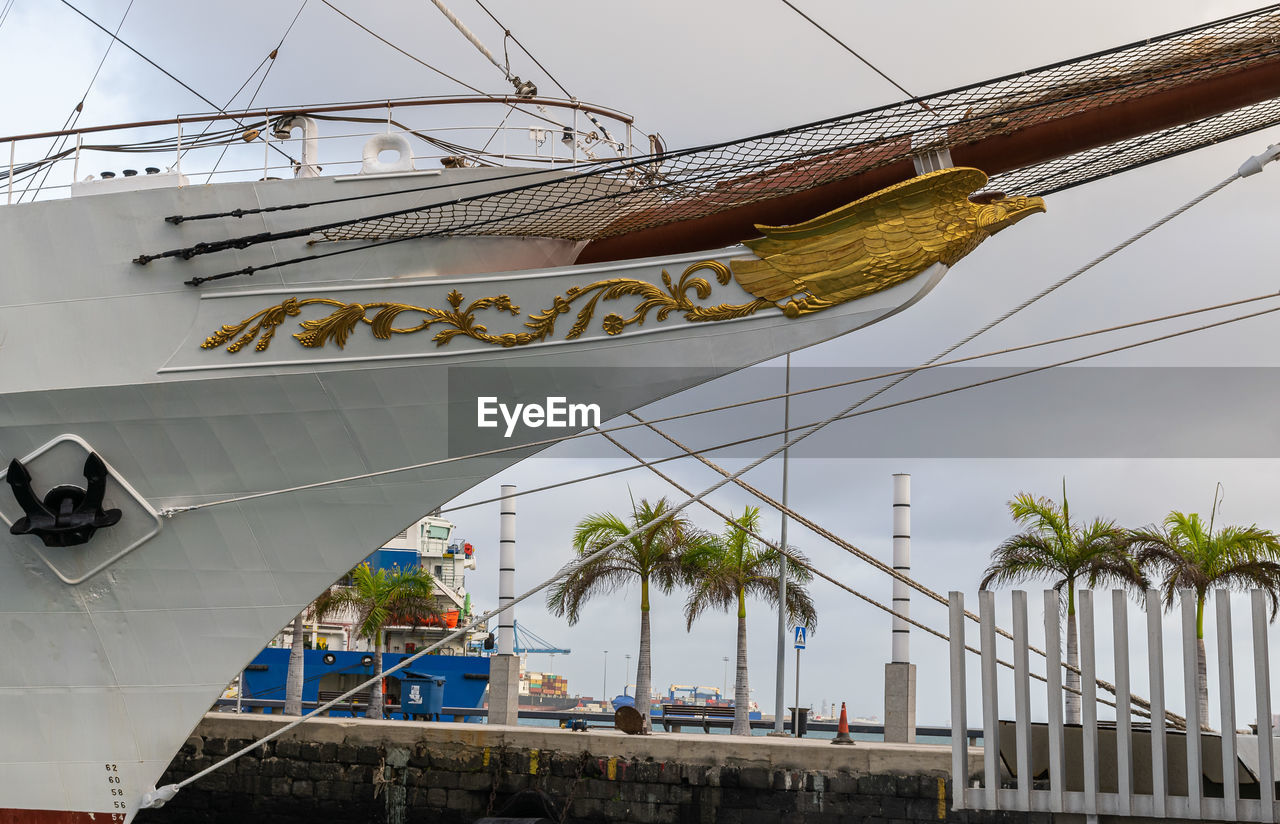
<box><xmin>511</xmin><ymin>621</ymin><xmax>571</xmax><ymax>655</ymax></box>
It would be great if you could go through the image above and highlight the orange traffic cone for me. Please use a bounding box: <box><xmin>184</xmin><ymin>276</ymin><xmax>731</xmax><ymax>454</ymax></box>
<box><xmin>831</xmin><ymin>701</ymin><xmax>854</xmax><ymax>745</ymax></box>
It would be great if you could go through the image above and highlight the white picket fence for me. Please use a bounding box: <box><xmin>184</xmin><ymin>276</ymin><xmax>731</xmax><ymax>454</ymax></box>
<box><xmin>949</xmin><ymin>588</ymin><xmax>1278</xmax><ymax>821</ymax></box>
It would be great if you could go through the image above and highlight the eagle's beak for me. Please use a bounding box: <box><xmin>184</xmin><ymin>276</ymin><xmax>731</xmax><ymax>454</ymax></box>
<box><xmin>984</xmin><ymin>196</ymin><xmax>1047</xmax><ymax>234</ymax></box>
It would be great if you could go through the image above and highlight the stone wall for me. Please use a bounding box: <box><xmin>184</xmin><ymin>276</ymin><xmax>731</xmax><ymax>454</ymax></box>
<box><xmin>143</xmin><ymin>714</ymin><xmax>1020</xmax><ymax>824</ymax></box>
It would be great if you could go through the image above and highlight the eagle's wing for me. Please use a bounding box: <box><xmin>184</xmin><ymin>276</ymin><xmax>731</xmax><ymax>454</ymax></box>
<box><xmin>731</xmin><ymin>167</ymin><xmax>987</xmax><ymax>302</ymax></box>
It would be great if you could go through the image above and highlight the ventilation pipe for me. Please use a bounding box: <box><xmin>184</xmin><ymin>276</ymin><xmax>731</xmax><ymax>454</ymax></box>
<box><xmin>272</xmin><ymin>116</ymin><xmax>321</xmax><ymax>178</ymax></box>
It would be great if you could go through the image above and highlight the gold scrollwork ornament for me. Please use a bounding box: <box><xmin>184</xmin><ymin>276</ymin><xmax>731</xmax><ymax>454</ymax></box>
<box><xmin>200</xmin><ymin>260</ymin><xmax>774</xmax><ymax>354</ymax></box>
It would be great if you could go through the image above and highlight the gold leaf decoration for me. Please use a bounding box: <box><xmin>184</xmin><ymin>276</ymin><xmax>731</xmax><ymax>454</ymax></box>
<box><xmin>201</xmin><ymin>259</ymin><xmax>777</xmax><ymax>355</ymax></box>
<box><xmin>295</xmin><ymin>303</ymin><xmax>368</xmax><ymax>349</ymax></box>
<box><xmin>731</xmin><ymin>167</ymin><xmax>1044</xmax><ymax>309</ymax></box>
<box><xmin>200</xmin><ymin>296</ymin><xmax>319</xmax><ymax>353</ymax></box>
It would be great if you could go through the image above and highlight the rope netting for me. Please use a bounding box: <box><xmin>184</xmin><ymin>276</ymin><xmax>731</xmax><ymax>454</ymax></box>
<box><xmin>319</xmin><ymin>5</ymin><xmax>1280</xmax><ymax>244</ymax></box>
<box><xmin>990</xmin><ymin>96</ymin><xmax>1280</xmax><ymax>196</ymax></box>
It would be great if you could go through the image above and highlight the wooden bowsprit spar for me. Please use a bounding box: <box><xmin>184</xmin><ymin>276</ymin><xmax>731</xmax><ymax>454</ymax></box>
<box><xmin>573</xmin><ymin>5</ymin><xmax>1280</xmax><ymax>262</ymax></box>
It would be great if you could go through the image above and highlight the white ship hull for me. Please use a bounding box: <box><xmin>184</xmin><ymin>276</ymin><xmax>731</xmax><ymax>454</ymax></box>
<box><xmin>0</xmin><ymin>170</ymin><xmax>948</xmax><ymax>822</ymax></box>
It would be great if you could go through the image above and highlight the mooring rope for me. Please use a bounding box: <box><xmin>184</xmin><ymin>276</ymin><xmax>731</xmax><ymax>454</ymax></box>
<box><xmin>144</xmin><ymin>148</ymin><xmax>1278</xmax><ymax>803</ymax></box>
<box><xmin>161</xmin><ymin>286</ymin><xmax>1280</xmax><ymax>519</ymax></box>
<box><xmin>442</xmin><ymin>293</ymin><xmax>1280</xmax><ymax>522</ymax></box>
<box><xmin>143</xmin><ymin>301</ymin><xmax>954</xmax><ymax>806</ymax></box>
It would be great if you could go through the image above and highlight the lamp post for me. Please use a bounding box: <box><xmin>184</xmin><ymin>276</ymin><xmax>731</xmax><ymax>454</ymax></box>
<box><xmin>624</xmin><ymin>653</ymin><xmax>631</xmax><ymax>697</ymax></box>
<box><xmin>722</xmin><ymin>656</ymin><xmax>729</xmax><ymax>699</ymax></box>
<box><xmin>602</xmin><ymin>649</ymin><xmax>608</xmax><ymax>702</ymax></box>
<box><xmin>772</xmin><ymin>353</ymin><xmax>792</xmax><ymax>736</ymax></box>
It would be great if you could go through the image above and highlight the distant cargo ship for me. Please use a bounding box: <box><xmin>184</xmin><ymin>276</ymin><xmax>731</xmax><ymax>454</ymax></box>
<box><xmin>611</xmin><ymin>684</ymin><xmax>761</xmax><ymax>719</ymax></box>
<box><xmin>517</xmin><ymin>694</ymin><xmax>584</xmax><ymax>712</ymax></box>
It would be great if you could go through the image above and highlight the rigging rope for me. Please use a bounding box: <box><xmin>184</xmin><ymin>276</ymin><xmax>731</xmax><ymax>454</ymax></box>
<box><xmin>777</xmin><ymin>0</ymin><xmax>935</xmax><ymax>116</ymax></box>
<box><xmin>160</xmin><ymin>289</ymin><xmax>1280</xmax><ymax>519</ymax></box>
<box><xmin>594</xmin><ymin>421</ymin><xmax>1147</xmax><ymax>720</ymax></box>
<box><xmin>625</xmin><ymin>410</ymin><xmax>1183</xmax><ymax>728</ymax></box>
<box><xmin>322</xmin><ymin>0</ymin><xmax>596</xmax><ymax>152</ymax></box>
<box><xmin>133</xmin><ymin>4</ymin><xmax>1280</xmax><ymax>280</ymax></box>
<box><xmin>317</xmin><ymin>0</ymin><xmax>568</xmax><ymax>141</ymax></box>
<box><xmin>126</xmin><ymin>15</ymin><xmax>1278</xmax><ymax>804</ymax></box>
<box><xmin>320</xmin><ymin>0</ymin><xmax>486</xmax><ymax>97</ymax></box>
<box><xmin>166</xmin><ymin>427</ymin><xmax>1151</xmax><ymax>810</ymax></box>
<box><xmin>137</xmin><ymin>6</ymin><xmax>1280</xmax><ymax>267</ymax></box>
<box><xmin>765</xmin><ymin>164</ymin><xmax>1254</xmax><ymax>536</ymax></box>
<box><xmin>139</xmin><ymin>151</ymin><xmax>1270</xmax><ymax>800</ymax></box>
<box><xmin>158</xmin><ymin>143</ymin><xmax>642</xmax><ymax>225</ymax></box>
<box><xmin>601</xmin><ymin>140</ymin><xmax>1280</xmax><ymax>715</ymax></box>
<box><xmin>431</xmin><ymin>0</ymin><xmax>617</xmax><ymax>153</ymax></box>
<box><xmin>427</xmin><ymin>0</ymin><xmax>510</xmax><ymax>81</ymax></box>
<box><xmin>432</xmin><ymin>295</ymin><xmax>1280</xmax><ymax>518</ymax></box>
<box><xmin>165</xmin><ymin>157</ymin><xmax>848</xmax><ymax>282</ymax></box>
<box><xmin>197</xmin><ymin>0</ymin><xmax>308</xmax><ymax>181</ymax></box>
<box><xmin>51</xmin><ymin>0</ymin><xmax>312</xmax><ymax>186</ymax></box>
<box><xmin>147</xmin><ymin>285</ymin><xmax>1252</xmax><ymax>801</ymax></box>
<box><xmin>326</xmin><ymin>0</ymin><xmax>600</xmax><ymax>164</ymax></box>
<box><xmin>470</xmin><ymin>0</ymin><xmax>570</xmax><ymax>99</ymax></box>
<box><xmin>57</xmin><ymin>0</ymin><xmax>230</xmax><ymax>115</ymax></box>
<box><xmin>21</xmin><ymin>0</ymin><xmax>134</xmax><ymax>203</ymax></box>
<box><xmin>145</xmin><ymin>282</ymin><xmax>947</xmax><ymax>806</ymax></box>
<box><xmin>149</xmin><ymin>318</ymin><xmax>1254</xmax><ymax>807</ymax></box>
<box><xmin>147</xmin><ymin>299</ymin><xmax>1278</xmax><ymax>733</ymax></box>
<box><xmin>143</xmin><ymin>143</ymin><xmax>703</xmax><ymax>260</ymax></box>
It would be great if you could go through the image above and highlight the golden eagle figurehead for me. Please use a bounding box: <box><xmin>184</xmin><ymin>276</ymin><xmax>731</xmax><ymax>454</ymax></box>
<box><xmin>730</xmin><ymin>167</ymin><xmax>1046</xmax><ymax>315</ymax></box>
<box><xmin>975</xmin><ymin>194</ymin><xmax>1047</xmax><ymax>235</ymax></box>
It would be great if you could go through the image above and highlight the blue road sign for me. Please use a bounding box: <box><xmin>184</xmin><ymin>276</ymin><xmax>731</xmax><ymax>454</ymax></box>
<box><xmin>794</xmin><ymin>626</ymin><xmax>806</xmax><ymax>650</ymax></box>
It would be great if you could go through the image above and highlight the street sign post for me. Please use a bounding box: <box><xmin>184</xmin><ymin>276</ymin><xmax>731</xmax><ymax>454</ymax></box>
<box><xmin>792</xmin><ymin>626</ymin><xmax>806</xmax><ymax>736</ymax></box>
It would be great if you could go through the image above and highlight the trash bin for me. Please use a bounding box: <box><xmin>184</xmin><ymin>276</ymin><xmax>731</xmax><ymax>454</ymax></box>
<box><xmin>401</xmin><ymin>671</ymin><xmax>446</xmax><ymax>721</ymax></box>
<box><xmin>788</xmin><ymin>706</ymin><xmax>809</xmax><ymax>738</ymax></box>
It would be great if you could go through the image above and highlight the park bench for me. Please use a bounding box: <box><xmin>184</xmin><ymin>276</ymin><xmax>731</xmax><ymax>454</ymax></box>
<box><xmin>658</xmin><ymin>704</ymin><xmax>736</xmax><ymax>733</ymax></box>
<box><xmin>316</xmin><ymin>690</ymin><xmax>398</xmax><ymax>717</ymax></box>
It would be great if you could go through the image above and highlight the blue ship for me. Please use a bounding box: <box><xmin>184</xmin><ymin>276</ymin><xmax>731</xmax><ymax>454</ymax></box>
<box><xmin>241</xmin><ymin>647</ymin><xmax>490</xmax><ymax>719</ymax></box>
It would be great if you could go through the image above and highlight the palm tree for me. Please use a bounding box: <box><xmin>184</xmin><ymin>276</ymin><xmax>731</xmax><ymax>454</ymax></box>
<box><xmin>1130</xmin><ymin>509</ymin><xmax>1280</xmax><ymax>727</ymax></box>
<box><xmin>312</xmin><ymin>563</ymin><xmax>442</xmax><ymax>719</ymax></box>
<box><xmin>283</xmin><ymin>612</ymin><xmax>306</xmax><ymax>715</ymax></box>
<box><xmin>547</xmin><ymin>497</ymin><xmax>710</xmax><ymax>733</ymax></box>
<box><xmin>980</xmin><ymin>484</ymin><xmax>1145</xmax><ymax>725</ymax></box>
<box><xmin>682</xmin><ymin>506</ymin><xmax>817</xmax><ymax>735</ymax></box>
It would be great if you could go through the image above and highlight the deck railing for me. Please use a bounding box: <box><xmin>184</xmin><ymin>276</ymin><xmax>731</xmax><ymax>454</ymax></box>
<box><xmin>951</xmin><ymin>588</ymin><xmax>1278</xmax><ymax>821</ymax></box>
<box><xmin>0</xmin><ymin>95</ymin><xmax>639</xmax><ymax>205</ymax></box>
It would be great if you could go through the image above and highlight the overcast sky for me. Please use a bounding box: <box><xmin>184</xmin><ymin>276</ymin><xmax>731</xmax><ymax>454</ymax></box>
<box><xmin>6</xmin><ymin>1</ymin><xmax>1280</xmax><ymax>728</ymax></box>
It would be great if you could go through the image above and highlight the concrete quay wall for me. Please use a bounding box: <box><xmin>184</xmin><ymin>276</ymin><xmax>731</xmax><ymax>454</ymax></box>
<box><xmin>144</xmin><ymin>713</ymin><xmax>1026</xmax><ymax>824</ymax></box>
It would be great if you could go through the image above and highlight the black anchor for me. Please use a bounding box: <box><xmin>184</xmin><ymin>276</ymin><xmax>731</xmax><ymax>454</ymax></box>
<box><xmin>6</xmin><ymin>453</ymin><xmax>122</xmax><ymax>547</ymax></box>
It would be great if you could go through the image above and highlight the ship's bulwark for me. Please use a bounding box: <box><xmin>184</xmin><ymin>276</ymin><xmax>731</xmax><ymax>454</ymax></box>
<box><xmin>0</xmin><ymin>173</ymin><xmax>950</xmax><ymax>820</ymax></box>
